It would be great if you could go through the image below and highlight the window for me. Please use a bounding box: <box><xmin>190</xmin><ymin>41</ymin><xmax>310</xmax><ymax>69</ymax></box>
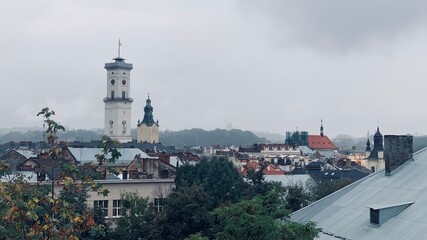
<box><xmin>122</xmin><ymin>91</ymin><xmax>126</xmax><ymax>99</ymax></box>
<box><xmin>94</xmin><ymin>200</ymin><xmax>109</xmax><ymax>218</ymax></box>
<box><xmin>111</xmin><ymin>91</ymin><xmax>115</xmax><ymax>100</ymax></box>
<box><xmin>370</xmin><ymin>208</ymin><xmax>379</xmax><ymax>224</ymax></box>
<box><xmin>113</xmin><ymin>200</ymin><xmax>122</xmax><ymax>217</ymax></box>
<box><xmin>160</xmin><ymin>169</ymin><xmax>169</xmax><ymax>178</ymax></box>
<box><xmin>154</xmin><ymin>198</ymin><xmax>166</xmax><ymax>212</ymax></box>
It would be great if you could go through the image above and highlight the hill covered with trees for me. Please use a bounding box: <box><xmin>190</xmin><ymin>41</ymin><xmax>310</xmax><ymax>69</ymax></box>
<box><xmin>159</xmin><ymin>128</ymin><xmax>268</xmax><ymax>147</ymax></box>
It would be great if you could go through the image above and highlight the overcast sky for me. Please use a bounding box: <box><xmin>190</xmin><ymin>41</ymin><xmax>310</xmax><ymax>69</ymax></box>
<box><xmin>2</xmin><ymin>0</ymin><xmax>427</xmax><ymax>137</ymax></box>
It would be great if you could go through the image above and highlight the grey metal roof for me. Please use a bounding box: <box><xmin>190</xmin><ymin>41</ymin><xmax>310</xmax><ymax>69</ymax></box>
<box><xmin>299</xmin><ymin>146</ymin><xmax>315</xmax><ymax>155</ymax></box>
<box><xmin>16</xmin><ymin>149</ymin><xmax>37</xmax><ymax>159</ymax></box>
<box><xmin>68</xmin><ymin>147</ymin><xmax>151</xmax><ymax>167</ymax></box>
<box><xmin>317</xmin><ymin>150</ymin><xmax>337</xmax><ymax>158</ymax></box>
<box><xmin>291</xmin><ymin>147</ymin><xmax>427</xmax><ymax>240</ymax></box>
<box><xmin>265</xmin><ymin>174</ymin><xmax>312</xmax><ymax>186</ymax></box>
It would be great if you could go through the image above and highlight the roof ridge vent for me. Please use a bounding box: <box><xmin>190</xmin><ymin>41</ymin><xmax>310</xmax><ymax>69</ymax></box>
<box><xmin>367</xmin><ymin>201</ymin><xmax>414</xmax><ymax>226</ymax></box>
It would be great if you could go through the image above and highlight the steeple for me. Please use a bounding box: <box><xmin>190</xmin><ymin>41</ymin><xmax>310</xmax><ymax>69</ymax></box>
<box><xmin>320</xmin><ymin>118</ymin><xmax>324</xmax><ymax>137</ymax></box>
<box><xmin>366</xmin><ymin>139</ymin><xmax>371</xmax><ymax>152</ymax></box>
<box><xmin>137</xmin><ymin>94</ymin><xmax>160</xmax><ymax>143</ymax></box>
<box><xmin>374</xmin><ymin>126</ymin><xmax>384</xmax><ymax>151</ymax></box>
<box><xmin>365</xmin><ymin>130</ymin><xmax>371</xmax><ymax>151</ymax></box>
<box><xmin>139</xmin><ymin>95</ymin><xmax>157</xmax><ymax>127</ymax></box>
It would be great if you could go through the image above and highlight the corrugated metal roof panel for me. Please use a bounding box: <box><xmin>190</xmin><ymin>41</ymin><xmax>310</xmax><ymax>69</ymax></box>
<box><xmin>68</xmin><ymin>147</ymin><xmax>149</xmax><ymax>166</ymax></box>
<box><xmin>292</xmin><ymin>148</ymin><xmax>427</xmax><ymax>240</ymax></box>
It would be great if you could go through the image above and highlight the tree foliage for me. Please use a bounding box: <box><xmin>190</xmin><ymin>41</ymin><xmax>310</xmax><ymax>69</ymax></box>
<box><xmin>306</xmin><ymin>178</ymin><xmax>352</xmax><ymax>201</ymax></box>
<box><xmin>0</xmin><ymin>107</ymin><xmax>109</xmax><ymax>239</ymax></box>
<box><xmin>284</xmin><ymin>182</ymin><xmax>313</xmax><ymax>212</ymax></box>
<box><xmin>175</xmin><ymin>157</ymin><xmax>244</xmax><ymax>210</ymax></box>
<box><xmin>209</xmin><ymin>189</ymin><xmax>319</xmax><ymax>240</ymax></box>
<box><xmin>95</xmin><ymin>135</ymin><xmax>121</xmax><ymax>179</ymax></box>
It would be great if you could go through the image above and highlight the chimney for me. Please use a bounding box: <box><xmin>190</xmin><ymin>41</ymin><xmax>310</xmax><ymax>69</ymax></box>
<box><xmin>384</xmin><ymin>135</ymin><xmax>413</xmax><ymax>176</ymax></box>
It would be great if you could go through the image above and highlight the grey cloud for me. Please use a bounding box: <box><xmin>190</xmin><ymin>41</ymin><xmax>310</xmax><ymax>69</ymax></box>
<box><xmin>239</xmin><ymin>0</ymin><xmax>427</xmax><ymax>51</ymax></box>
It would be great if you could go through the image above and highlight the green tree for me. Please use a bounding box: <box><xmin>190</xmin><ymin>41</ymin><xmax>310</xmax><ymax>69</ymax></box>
<box><xmin>209</xmin><ymin>189</ymin><xmax>319</xmax><ymax>240</ymax></box>
<box><xmin>306</xmin><ymin>178</ymin><xmax>352</xmax><ymax>201</ymax></box>
<box><xmin>0</xmin><ymin>107</ymin><xmax>108</xmax><ymax>239</ymax></box>
<box><xmin>175</xmin><ymin>157</ymin><xmax>244</xmax><ymax>210</ymax></box>
<box><xmin>284</xmin><ymin>182</ymin><xmax>313</xmax><ymax>212</ymax></box>
<box><xmin>110</xmin><ymin>192</ymin><xmax>150</xmax><ymax>240</ymax></box>
<box><xmin>161</xmin><ymin>184</ymin><xmax>209</xmax><ymax>240</ymax></box>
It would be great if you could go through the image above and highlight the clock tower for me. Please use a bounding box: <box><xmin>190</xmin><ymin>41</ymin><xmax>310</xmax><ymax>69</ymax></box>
<box><xmin>103</xmin><ymin>49</ymin><xmax>133</xmax><ymax>143</ymax></box>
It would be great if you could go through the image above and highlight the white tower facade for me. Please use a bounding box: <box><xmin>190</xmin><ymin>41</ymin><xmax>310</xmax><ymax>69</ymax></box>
<box><xmin>104</xmin><ymin>56</ymin><xmax>133</xmax><ymax>143</ymax></box>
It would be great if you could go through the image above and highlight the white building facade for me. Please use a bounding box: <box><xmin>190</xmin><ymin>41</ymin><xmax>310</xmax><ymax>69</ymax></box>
<box><xmin>104</xmin><ymin>56</ymin><xmax>133</xmax><ymax>143</ymax></box>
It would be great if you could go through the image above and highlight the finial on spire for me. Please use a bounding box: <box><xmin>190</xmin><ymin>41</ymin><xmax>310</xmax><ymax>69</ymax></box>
<box><xmin>118</xmin><ymin>39</ymin><xmax>122</xmax><ymax>58</ymax></box>
<box><xmin>148</xmin><ymin>92</ymin><xmax>150</xmax><ymax>99</ymax></box>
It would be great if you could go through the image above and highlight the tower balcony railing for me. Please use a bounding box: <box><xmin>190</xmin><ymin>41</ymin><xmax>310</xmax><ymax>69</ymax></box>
<box><xmin>103</xmin><ymin>97</ymin><xmax>134</xmax><ymax>103</ymax></box>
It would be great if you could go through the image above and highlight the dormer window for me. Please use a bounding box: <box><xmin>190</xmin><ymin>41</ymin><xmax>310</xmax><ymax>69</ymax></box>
<box><xmin>367</xmin><ymin>201</ymin><xmax>414</xmax><ymax>226</ymax></box>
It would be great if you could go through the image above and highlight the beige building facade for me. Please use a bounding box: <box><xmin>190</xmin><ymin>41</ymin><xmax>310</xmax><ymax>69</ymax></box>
<box><xmin>137</xmin><ymin>97</ymin><xmax>160</xmax><ymax>143</ymax></box>
<box><xmin>55</xmin><ymin>179</ymin><xmax>175</xmax><ymax>219</ymax></box>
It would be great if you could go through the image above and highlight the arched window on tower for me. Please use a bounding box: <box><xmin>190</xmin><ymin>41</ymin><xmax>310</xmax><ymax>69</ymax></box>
<box><xmin>371</xmin><ymin>166</ymin><xmax>375</xmax><ymax>172</ymax></box>
<box><xmin>122</xmin><ymin>120</ymin><xmax>127</xmax><ymax>134</ymax></box>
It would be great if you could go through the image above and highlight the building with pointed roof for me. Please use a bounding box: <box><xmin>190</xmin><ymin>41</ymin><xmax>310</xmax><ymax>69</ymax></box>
<box><xmin>307</xmin><ymin>120</ymin><xmax>337</xmax><ymax>151</ymax></box>
<box><xmin>365</xmin><ymin>126</ymin><xmax>385</xmax><ymax>172</ymax></box>
<box><xmin>137</xmin><ymin>96</ymin><xmax>160</xmax><ymax>143</ymax></box>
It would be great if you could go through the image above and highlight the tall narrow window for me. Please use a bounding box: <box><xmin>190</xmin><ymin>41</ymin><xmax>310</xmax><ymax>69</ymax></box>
<box><xmin>112</xmin><ymin>200</ymin><xmax>122</xmax><ymax>217</ymax></box>
<box><xmin>94</xmin><ymin>200</ymin><xmax>109</xmax><ymax>218</ymax></box>
<box><xmin>111</xmin><ymin>91</ymin><xmax>115</xmax><ymax>100</ymax></box>
<box><xmin>122</xmin><ymin>91</ymin><xmax>126</xmax><ymax>100</ymax></box>
<box><xmin>154</xmin><ymin>198</ymin><xmax>166</xmax><ymax>212</ymax></box>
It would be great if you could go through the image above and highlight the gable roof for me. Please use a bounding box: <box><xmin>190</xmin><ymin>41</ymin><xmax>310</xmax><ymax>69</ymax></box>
<box><xmin>292</xmin><ymin>147</ymin><xmax>427</xmax><ymax>240</ymax></box>
<box><xmin>308</xmin><ymin>135</ymin><xmax>337</xmax><ymax>150</ymax></box>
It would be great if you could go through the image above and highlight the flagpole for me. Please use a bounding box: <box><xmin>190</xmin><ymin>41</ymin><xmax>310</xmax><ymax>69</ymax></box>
<box><xmin>118</xmin><ymin>39</ymin><xmax>121</xmax><ymax>58</ymax></box>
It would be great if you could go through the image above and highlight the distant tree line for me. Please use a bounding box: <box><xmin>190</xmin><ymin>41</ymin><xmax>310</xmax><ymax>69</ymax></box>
<box><xmin>0</xmin><ymin>129</ymin><xmax>103</xmax><ymax>144</ymax></box>
<box><xmin>0</xmin><ymin>128</ymin><xmax>268</xmax><ymax>147</ymax></box>
<box><xmin>159</xmin><ymin>128</ymin><xmax>268</xmax><ymax>147</ymax></box>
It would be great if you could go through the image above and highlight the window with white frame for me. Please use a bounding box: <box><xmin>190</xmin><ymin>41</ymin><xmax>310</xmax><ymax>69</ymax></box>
<box><xmin>94</xmin><ymin>200</ymin><xmax>109</xmax><ymax>218</ymax></box>
<box><xmin>154</xmin><ymin>198</ymin><xmax>166</xmax><ymax>212</ymax></box>
<box><xmin>113</xmin><ymin>200</ymin><xmax>122</xmax><ymax>217</ymax></box>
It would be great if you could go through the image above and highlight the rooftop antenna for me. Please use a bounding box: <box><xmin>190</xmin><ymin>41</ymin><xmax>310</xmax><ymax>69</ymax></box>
<box><xmin>118</xmin><ymin>39</ymin><xmax>122</xmax><ymax>58</ymax></box>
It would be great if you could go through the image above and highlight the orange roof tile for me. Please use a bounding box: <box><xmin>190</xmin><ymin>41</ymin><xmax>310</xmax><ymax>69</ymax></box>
<box><xmin>308</xmin><ymin>135</ymin><xmax>337</xmax><ymax>150</ymax></box>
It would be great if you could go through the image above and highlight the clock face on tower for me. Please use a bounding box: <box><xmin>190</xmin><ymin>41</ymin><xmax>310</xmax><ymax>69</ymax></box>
<box><xmin>122</xmin><ymin>80</ymin><xmax>126</xmax><ymax>85</ymax></box>
<box><xmin>111</xmin><ymin>79</ymin><xmax>115</xmax><ymax>85</ymax></box>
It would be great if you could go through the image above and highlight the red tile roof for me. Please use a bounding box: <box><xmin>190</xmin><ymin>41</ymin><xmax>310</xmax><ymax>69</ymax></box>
<box><xmin>238</xmin><ymin>161</ymin><xmax>284</xmax><ymax>175</ymax></box>
<box><xmin>308</xmin><ymin>135</ymin><xmax>337</xmax><ymax>150</ymax></box>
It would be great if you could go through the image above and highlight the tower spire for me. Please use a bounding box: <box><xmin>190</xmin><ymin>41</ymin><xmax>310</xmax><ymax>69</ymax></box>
<box><xmin>320</xmin><ymin>118</ymin><xmax>324</xmax><ymax>137</ymax></box>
